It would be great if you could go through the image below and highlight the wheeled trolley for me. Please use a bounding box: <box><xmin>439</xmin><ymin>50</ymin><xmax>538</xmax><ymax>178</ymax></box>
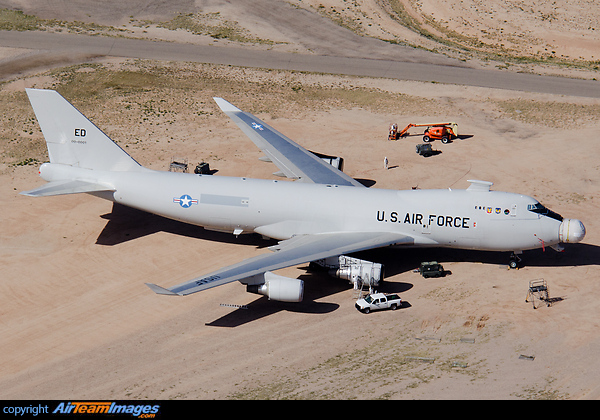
<box><xmin>525</xmin><ymin>279</ymin><xmax>550</xmax><ymax>309</ymax></box>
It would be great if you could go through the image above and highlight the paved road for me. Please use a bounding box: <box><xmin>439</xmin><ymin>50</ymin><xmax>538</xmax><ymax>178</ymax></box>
<box><xmin>1</xmin><ymin>30</ymin><xmax>599</xmax><ymax>98</ymax></box>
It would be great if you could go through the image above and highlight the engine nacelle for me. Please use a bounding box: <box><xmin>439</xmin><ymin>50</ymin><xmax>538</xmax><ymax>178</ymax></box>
<box><xmin>246</xmin><ymin>272</ymin><xmax>304</xmax><ymax>302</ymax></box>
<box><xmin>313</xmin><ymin>255</ymin><xmax>383</xmax><ymax>289</ymax></box>
<box><xmin>309</xmin><ymin>150</ymin><xmax>345</xmax><ymax>172</ymax></box>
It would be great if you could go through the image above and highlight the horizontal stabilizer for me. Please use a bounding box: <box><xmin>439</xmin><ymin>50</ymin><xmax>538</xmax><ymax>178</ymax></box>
<box><xmin>20</xmin><ymin>180</ymin><xmax>115</xmax><ymax>197</ymax></box>
<box><xmin>145</xmin><ymin>283</ymin><xmax>181</xmax><ymax>296</ymax></box>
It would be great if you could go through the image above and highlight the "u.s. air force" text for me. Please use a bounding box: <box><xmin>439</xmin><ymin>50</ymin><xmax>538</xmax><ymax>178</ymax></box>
<box><xmin>377</xmin><ymin>211</ymin><xmax>470</xmax><ymax>228</ymax></box>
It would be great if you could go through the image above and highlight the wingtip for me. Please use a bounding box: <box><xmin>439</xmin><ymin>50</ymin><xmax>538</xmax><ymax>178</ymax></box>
<box><xmin>145</xmin><ymin>283</ymin><xmax>181</xmax><ymax>296</ymax></box>
<box><xmin>25</xmin><ymin>87</ymin><xmax>56</xmax><ymax>97</ymax></box>
<box><xmin>213</xmin><ymin>97</ymin><xmax>241</xmax><ymax>113</ymax></box>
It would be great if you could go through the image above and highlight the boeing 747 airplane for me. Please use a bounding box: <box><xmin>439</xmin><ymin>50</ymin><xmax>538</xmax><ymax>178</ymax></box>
<box><xmin>22</xmin><ymin>89</ymin><xmax>586</xmax><ymax>302</ymax></box>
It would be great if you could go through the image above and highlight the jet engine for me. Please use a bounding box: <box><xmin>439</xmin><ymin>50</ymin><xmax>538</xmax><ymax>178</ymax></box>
<box><xmin>246</xmin><ymin>271</ymin><xmax>304</xmax><ymax>302</ymax></box>
<box><xmin>313</xmin><ymin>255</ymin><xmax>383</xmax><ymax>290</ymax></box>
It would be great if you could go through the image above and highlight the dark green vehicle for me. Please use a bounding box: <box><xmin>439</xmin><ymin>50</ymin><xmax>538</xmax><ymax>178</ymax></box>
<box><xmin>419</xmin><ymin>261</ymin><xmax>445</xmax><ymax>278</ymax></box>
<box><xmin>415</xmin><ymin>143</ymin><xmax>433</xmax><ymax>157</ymax></box>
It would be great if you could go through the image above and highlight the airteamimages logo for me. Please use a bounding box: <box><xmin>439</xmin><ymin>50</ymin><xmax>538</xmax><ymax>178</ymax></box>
<box><xmin>52</xmin><ymin>402</ymin><xmax>160</xmax><ymax>418</ymax></box>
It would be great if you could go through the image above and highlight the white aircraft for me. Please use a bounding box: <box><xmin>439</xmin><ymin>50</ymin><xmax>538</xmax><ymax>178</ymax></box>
<box><xmin>22</xmin><ymin>89</ymin><xmax>586</xmax><ymax>302</ymax></box>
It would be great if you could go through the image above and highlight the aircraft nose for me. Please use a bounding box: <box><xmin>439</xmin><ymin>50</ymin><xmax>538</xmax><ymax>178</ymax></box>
<box><xmin>559</xmin><ymin>219</ymin><xmax>586</xmax><ymax>243</ymax></box>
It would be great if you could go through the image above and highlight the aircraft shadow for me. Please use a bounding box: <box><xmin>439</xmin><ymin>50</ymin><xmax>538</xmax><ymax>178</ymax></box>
<box><xmin>206</xmin><ymin>265</ymin><xmax>415</xmax><ymax>327</ymax></box>
<box><xmin>97</xmin><ymin>204</ymin><xmax>598</xmax><ymax>326</ymax></box>
<box><xmin>96</xmin><ymin>204</ymin><xmax>414</xmax><ymax>327</ymax></box>
<box><xmin>206</xmin><ymin>271</ymin><xmax>345</xmax><ymax>327</ymax></box>
<box><xmin>355</xmin><ymin>178</ymin><xmax>376</xmax><ymax>187</ymax></box>
<box><xmin>96</xmin><ymin>203</ymin><xmax>276</xmax><ymax>248</ymax></box>
<box><xmin>97</xmin><ymin>206</ymin><xmax>599</xmax><ymax>270</ymax></box>
<box><xmin>205</xmin><ymin>242</ymin><xmax>599</xmax><ymax>327</ymax></box>
<box><xmin>354</xmin><ymin>242</ymin><xmax>600</xmax><ymax>277</ymax></box>
<box><xmin>206</xmin><ymin>271</ymin><xmax>414</xmax><ymax>327</ymax></box>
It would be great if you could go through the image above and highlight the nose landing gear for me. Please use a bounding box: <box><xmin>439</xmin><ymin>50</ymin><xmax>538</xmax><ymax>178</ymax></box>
<box><xmin>509</xmin><ymin>252</ymin><xmax>522</xmax><ymax>269</ymax></box>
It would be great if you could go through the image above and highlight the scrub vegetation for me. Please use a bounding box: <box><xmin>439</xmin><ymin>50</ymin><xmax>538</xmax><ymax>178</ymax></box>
<box><xmin>0</xmin><ymin>8</ymin><xmax>126</xmax><ymax>34</ymax></box>
<box><xmin>157</xmin><ymin>12</ymin><xmax>276</xmax><ymax>44</ymax></box>
<box><xmin>495</xmin><ymin>99</ymin><xmax>600</xmax><ymax>129</ymax></box>
<box><xmin>231</xmin><ymin>326</ymin><xmax>489</xmax><ymax>399</ymax></box>
<box><xmin>1</xmin><ymin>60</ymin><xmax>595</xmax><ymax>170</ymax></box>
<box><xmin>0</xmin><ymin>61</ymin><xmax>438</xmax><ymax>169</ymax></box>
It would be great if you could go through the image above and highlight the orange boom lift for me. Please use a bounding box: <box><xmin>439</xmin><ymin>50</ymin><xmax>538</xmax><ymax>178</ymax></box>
<box><xmin>389</xmin><ymin>122</ymin><xmax>458</xmax><ymax>144</ymax></box>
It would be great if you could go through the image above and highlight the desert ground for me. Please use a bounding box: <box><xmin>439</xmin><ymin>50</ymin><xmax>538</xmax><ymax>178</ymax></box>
<box><xmin>0</xmin><ymin>0</ymin><xmax>599</xmax><ymax>400</ymax></box>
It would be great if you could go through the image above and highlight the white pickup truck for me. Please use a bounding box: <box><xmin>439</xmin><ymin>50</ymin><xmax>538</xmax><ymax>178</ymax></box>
<box><xmin>355</xmin><ymin>293</ymin><xmax>402</xmax><ymax>314</ymax></box>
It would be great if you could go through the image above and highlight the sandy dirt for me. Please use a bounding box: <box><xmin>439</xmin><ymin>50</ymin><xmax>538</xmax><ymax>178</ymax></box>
<box><xmin>0</xmin><ymin>0</ymin><xmax>599</xmax><ymax>400</ymax></box>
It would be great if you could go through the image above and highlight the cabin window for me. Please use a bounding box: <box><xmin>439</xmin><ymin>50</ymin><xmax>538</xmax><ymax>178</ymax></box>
<box><xmin>527</xmin><ymin>202</ymin><xmax>563</xmax><ymax>222</ymax></box>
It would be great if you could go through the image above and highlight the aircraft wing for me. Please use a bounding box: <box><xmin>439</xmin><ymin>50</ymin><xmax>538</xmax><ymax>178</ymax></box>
<box><xmin>213</xmin><ymin>97</ymin><xmax>365</xmax><ymax>188</ymax></box>
<box><xmin>146</xmin><ymin>231</ymin><xmax>413</xmax><ymax>296</ymax></box>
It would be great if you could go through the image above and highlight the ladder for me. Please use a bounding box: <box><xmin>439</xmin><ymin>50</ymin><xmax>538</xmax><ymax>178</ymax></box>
<box><xmin>353</xmin><ymin>277</ymin><xmax>374</xmax><ymax>300</ymax></box>
<box><xmin>526</xmin><ymin>279</ymin><xmax>550</xmax><ymax>309</ymax></box>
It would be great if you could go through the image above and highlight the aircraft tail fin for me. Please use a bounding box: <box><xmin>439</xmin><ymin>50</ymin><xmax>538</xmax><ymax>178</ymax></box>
<box><xmin>25</xmin><ymin>88</ymin><xmax>142</xmax><ymax>172</ymax></box>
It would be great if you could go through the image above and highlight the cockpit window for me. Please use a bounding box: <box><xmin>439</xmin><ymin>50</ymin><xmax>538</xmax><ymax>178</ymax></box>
<box><xmin>527</xmin><ymin>202</ymin><xmax>563</xmax><ymax>222</ymax></box>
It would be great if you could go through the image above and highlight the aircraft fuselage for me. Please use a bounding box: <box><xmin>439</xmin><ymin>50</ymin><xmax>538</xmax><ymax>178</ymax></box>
<box><xmin>39</xmin><ymin>162</ymin><xmax>578</xmax><ymax>253</ymax></box>
<box><xmin>23</xmin><ymin>89</ymin><xmax>587</xmax><ymax>300</ymax></box>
